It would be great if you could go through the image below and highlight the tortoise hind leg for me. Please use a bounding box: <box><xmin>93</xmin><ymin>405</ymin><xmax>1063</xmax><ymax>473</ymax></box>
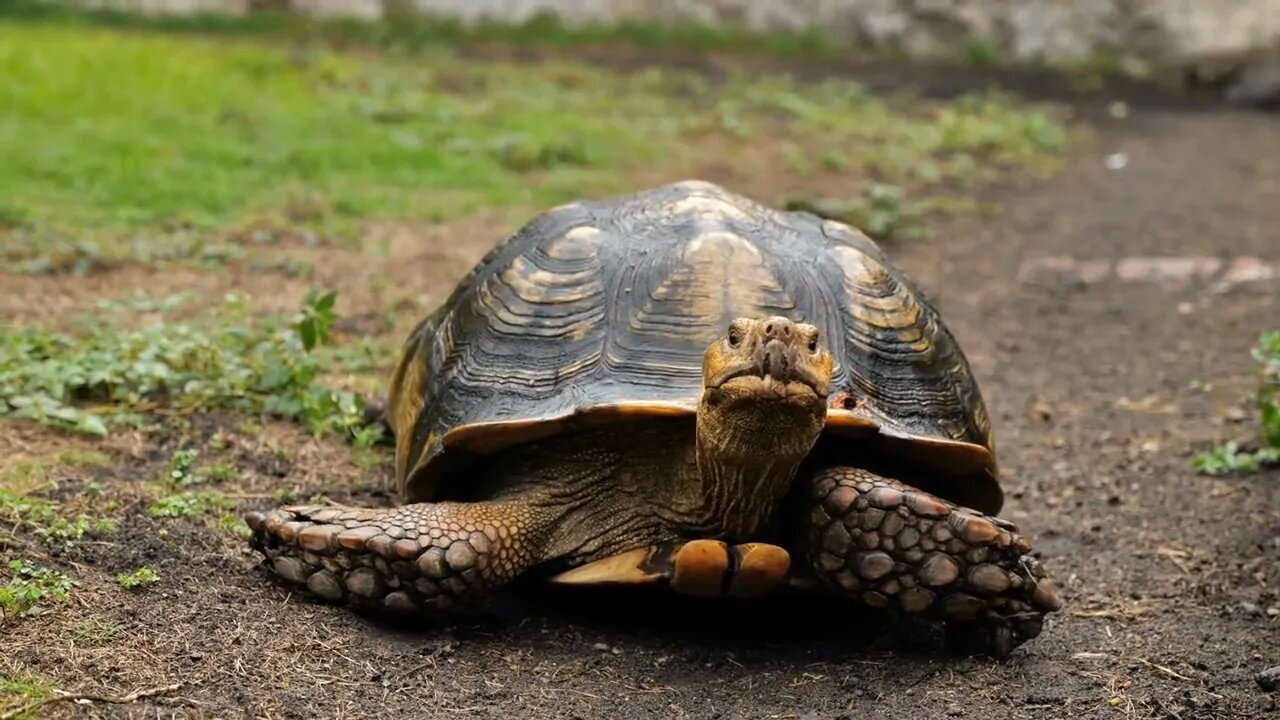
<box><xmin>803</xmin><ymin>467</ymin><xmax>1062</xmax><ymax>658</ymax></box>
<box><xmin>245</xmin><ymin>500</ymin><xmax>556</xmax><ymax>613</ymax></box>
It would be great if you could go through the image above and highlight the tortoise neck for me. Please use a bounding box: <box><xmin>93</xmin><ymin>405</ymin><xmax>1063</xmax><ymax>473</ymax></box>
<box><xmin>692</xmin><ymin>392</ymin><xmax>825</xmax><ymax>539</ymax></box>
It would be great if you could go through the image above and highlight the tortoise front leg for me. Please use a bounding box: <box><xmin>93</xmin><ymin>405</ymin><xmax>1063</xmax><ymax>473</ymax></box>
<box><xmin>802</xmin><ymin>467</ymin><xmax>1062</xmax><ymax>658</ymax></box>
<box><xmin>245</xmin><ymin>501</ymin><xmax>556</xmax><ymax>613</ymax></box>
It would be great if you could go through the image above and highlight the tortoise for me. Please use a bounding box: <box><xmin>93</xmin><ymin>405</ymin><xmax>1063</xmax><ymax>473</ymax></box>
<box><xmin>246</xmin><ymin>180</ymin><xmax>1061</xmax><ymax>657</ymax></box>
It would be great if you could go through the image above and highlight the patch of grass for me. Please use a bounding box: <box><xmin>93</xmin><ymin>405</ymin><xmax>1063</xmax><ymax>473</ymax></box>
<box><xmin>55</xmin><ymin>448</ymin><xmax>111</xmax><ymax>468</ymax></box>
<box><xmin>0</xmin><ymin>15</ymin><xmax>1068</xmax><ymax>268</ymax></box>
<box><xmin>0</xmin><ymin>454</ymin><xmax>117</xmax><ymax>550</ymax></box>
<box><xmin>0</xmin><ymin>560</ymin><xmax>76</xmax><ymax>620</ymax></box>
<box><xmin>0</xmin><ymin>21</ymin><xmax>670</xmax><ymax>238</ymax></box>
<box><xmin>0</xmin><ymin>291</ymin><xmax>383</xmax><ymax>441</ymax></box>
<box><xmin>66</xmin><ymin>618</ymin><xmax>122</xmax><ymax>645</ymax></box>
<box><xmin>0</xmin><ymin>673</ymin><xmax>50</xmax><ymax>719</ymax></box>
<box><xmin>205</xmin><ymin>463</ymin><xmax>241</xmax><ymax>484</ymax></box>
<box><xmin>1194</xmin><ymin>331</ymin><xmax>1280</xmax><ymax>475</ymax></box>
<box><xmin>116</xmin><ymin>566</ymin><xmax>159</xmax><ymax>589</ymax></box>
<box><xmin>0</xmin><ymin>485</ymin><xmax>116</xmax><ymax>550</ymax></box>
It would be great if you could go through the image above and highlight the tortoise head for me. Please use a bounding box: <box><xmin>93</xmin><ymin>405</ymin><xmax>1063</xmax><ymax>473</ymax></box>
<box><xmin>695</xmin><ymin>317</ymin><xmax>833</xmax><ymax>534</ymax></box>
<box><xmin>702</xmin><ymin>316</ymin><xmax>833</xmax><ymax>406</ymax></box>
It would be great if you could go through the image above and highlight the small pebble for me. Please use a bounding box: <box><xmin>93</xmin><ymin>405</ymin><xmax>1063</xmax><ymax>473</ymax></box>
<box><xmin>593</xmin><ymin>643</ymin><xmax>610</xmax><ymax>652</ymax></box>
<box><xmin>1105</xmin><ymin>152</ymin><xmax>1128</xmax><ymax>170</ymax></box>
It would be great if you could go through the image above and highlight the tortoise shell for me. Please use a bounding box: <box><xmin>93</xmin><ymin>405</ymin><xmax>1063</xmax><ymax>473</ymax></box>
<box><xmin>386</xmin><ymin>181</ymin><xmax>1001</xmax><ymax>514</ymax></box>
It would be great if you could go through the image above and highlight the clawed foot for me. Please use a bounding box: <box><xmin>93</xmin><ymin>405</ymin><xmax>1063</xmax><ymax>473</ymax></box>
<box><xmin>807</xmin><ymin>468</ymin><xmax>1062</xmax><ymax>659</ymax></box>
<box><xmin>245</xmin><ymin>501</ymin><xmax>541</xmax><ymax>613</ymax></box>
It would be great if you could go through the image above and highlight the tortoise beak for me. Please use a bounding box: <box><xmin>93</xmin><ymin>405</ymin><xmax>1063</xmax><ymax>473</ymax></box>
<box><xmin>706</xmin><ymin>340</ymin><xmax>828</xmax><ymax>399</ymax></box>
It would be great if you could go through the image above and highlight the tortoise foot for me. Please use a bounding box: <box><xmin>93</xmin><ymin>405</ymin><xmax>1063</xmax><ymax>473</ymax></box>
<box><xmin>244</xmin><ymin>501</ymin><xmax>550</xmax><ymax>613</ymax></box>
<box><xmin>551</xmin><ymin>540</ymin><xmax>790</xmax><ymax>597</ymax></box>
<box><xmin>805</xmin><ymin>467</ymin><xmax>1062</xmax><ymax>659</ymax></box>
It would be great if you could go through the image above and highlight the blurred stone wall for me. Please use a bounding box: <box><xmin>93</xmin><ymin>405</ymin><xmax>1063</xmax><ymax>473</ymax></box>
<box><xmin>69</xmin><ymin>0</ymin><xmax>1280</xmax><ymax>62</ymax></box>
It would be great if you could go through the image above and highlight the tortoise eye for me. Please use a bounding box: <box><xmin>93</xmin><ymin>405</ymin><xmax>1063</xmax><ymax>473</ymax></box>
<box><xmin>728</xmin><ymin>329</ymin><xmax>742</xmax><ymax>347</ymax></box>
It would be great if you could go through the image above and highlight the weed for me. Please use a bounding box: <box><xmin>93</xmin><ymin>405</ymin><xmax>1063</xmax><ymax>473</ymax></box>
<box><xmin>219</xmin><ymin>512</ymin><xmax>252</xmax><ymax>539</ymax></box>
<box><xmin>163</xmin><ymin>449</ymin><xmax>201</xmax><ymax>488</ymax></box>
<box><xmin>1194</xmin><ymin>331</ymin><xmax>1280</xmax><ymax>475</ymax></box>
<box><xmin>1192</xmin><ymin>442</ymin><xmax>1278</xmax><ymax>475</ymax></box>
<box><xmin>296</xmin><ymin>290</ymin><xmax>337</xmax><ymax>353</ymax></box>
<box><xmin>274</xmin><ymin>487</ymin><xmax>299</xmax><ymax>502</ymax></box>
<box><xmin>0</xmin><ymin>560</ymin><xmax>76</xmax><ymax>620</ymax></box>
<box><xmin>1</xmin><ymin>292</ymin><xmax>373</xmax><ymax>440</ymax></box>
<box><xmin>117</xmin><ymin>567</ymin><xmax>160</xmax><ymax>589</ymax></box>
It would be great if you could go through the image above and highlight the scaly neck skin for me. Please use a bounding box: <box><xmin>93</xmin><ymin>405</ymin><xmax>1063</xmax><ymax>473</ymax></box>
<box><xmin>691</xmin><ymin>390</ymin><xmax>825</xmax><ymax>539</ymax></box>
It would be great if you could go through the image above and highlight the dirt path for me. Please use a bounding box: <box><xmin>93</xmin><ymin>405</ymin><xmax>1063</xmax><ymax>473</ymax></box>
<box><xmin>5</xmin><ymin>103</ymin><xmax>1279</xmax><ymax>719</ymax></box>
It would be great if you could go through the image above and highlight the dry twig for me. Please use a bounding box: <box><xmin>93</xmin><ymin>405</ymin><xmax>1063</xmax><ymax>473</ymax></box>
<box><xmin>0</xmin><ymin>681</ymin><xmax>184</xmax><ymax>720</ymax></box>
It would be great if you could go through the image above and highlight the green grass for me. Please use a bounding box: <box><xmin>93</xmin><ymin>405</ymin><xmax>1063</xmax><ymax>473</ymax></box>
<box><xmin>0</xmin><ymin>23</ymin><xmax>661</xmax><ymax>232</ymax></box>
<box><xmin>1194</xmin><ymin>331</ymin><xmax>1280</xmax><ymax>475</ymax></box>
<box><xmin>0</xmin><ymin>15</ymin><xmax>1067</xmax><ymax>261</ymax></box>
<box><xmin>0</xmin><ymin>673</ymin><xmax>51</xmax><ymax>720</ymax></box>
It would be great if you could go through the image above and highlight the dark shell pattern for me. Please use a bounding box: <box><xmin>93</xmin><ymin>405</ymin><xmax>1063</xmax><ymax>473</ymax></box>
<box><xmin>387</xmin><ymin>181</ymin><xmax>995</xmax><ymax>509</ymax></box>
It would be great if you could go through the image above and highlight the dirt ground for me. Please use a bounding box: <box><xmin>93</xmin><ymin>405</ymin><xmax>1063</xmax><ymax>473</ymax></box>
<box><xmin>3</xmin><ymin>68</ymin><xmax>1279</xmax><ymax>719</ymax></box>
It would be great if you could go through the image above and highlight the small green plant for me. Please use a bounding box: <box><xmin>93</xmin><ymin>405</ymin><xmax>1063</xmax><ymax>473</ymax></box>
<box><xmin>1194</xmin><ymin>331</ymin><xmax>1280</xmax><ymax>475</ymax></box>
<box><xmin>0</xmin><ymin>560</ymin><xmax>76</xmax><ymax>619</ymax></box>
<box><xmin>274</xmin><ymin>487</ymin><xmax>299</xmax><ymax>502</ymax></box>
<box><xmin>116</xmin><ymin>567</ymin><xmax>160</xmax><ymax>589</ymax></box>
<box><xmin>962</xmin><ymin>38</ymin><xmax>1002</xmax><ymax>66</ymax></box>
<box><xmin>163</xmin><ymin>449</ymin><xmax>200</xmax><ymax>488</ymax></box>
<box><xmin>218</xmin><ymin>512</ymin><xmax>252</xmax><ymax>539</ymax></box>
<box><xmin>296</xmin><ymin>290</ymin><xmax>337</xmax><ymax>353</ymax></box>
